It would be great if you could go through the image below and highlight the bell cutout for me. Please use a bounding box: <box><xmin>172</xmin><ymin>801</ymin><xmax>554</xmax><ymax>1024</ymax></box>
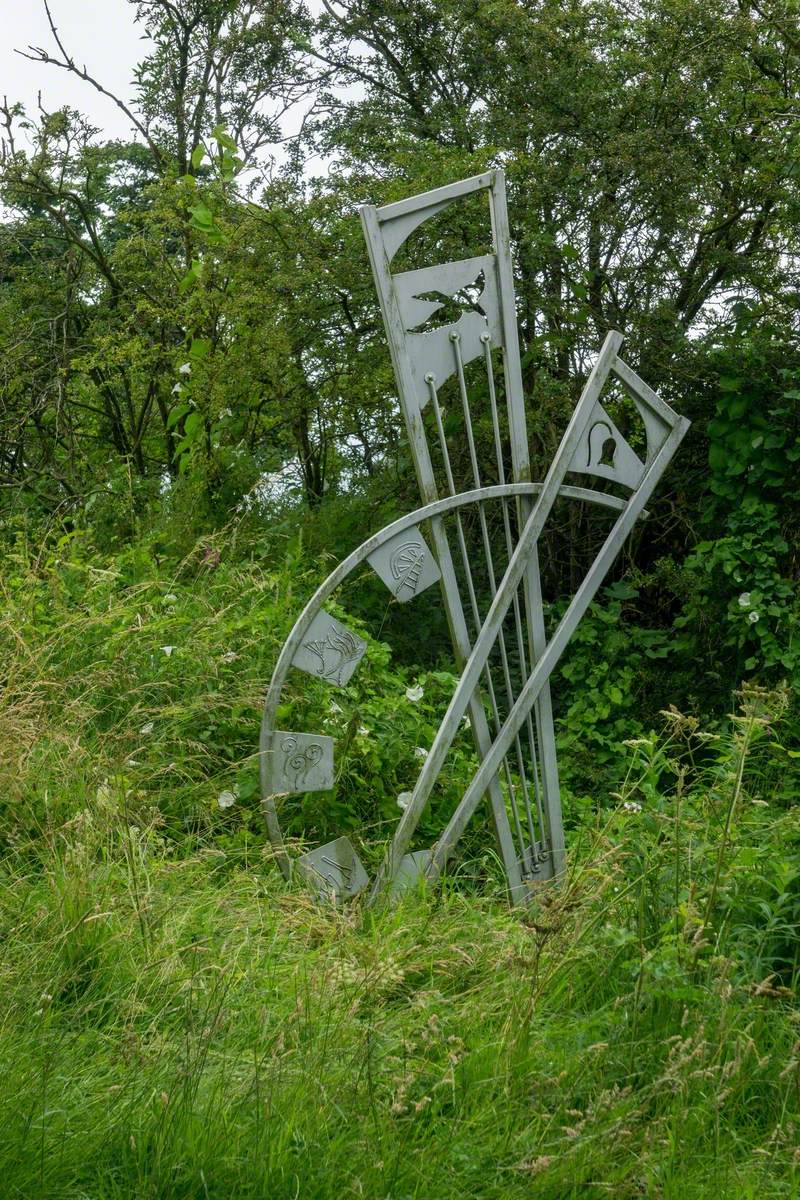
<box><xmin>568</xmin><ymin>402</ymin><xmax>645</xmax><ymax>490</ymax></box>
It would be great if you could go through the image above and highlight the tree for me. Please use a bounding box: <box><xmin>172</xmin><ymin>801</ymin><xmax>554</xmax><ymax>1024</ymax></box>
<box><xmin>0</xmin><ymin>0</ymin><xmax>312</xmax><ymax>516</ymax></box>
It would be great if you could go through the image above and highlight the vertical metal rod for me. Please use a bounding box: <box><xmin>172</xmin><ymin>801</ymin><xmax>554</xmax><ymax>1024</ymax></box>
<box><xmin>450</xmin><ymin>334</ymin><xmax>541</xmax><ymax>859</ymax></box>
<box><xmin>426</xmin><ymin>376</ymin><xmax>528</xmax><ymax>855</ymax></box>
<box><xmin>482</xmin><ymin>333</ymin><xmax>548</xmax><ymax>843</ymax></box>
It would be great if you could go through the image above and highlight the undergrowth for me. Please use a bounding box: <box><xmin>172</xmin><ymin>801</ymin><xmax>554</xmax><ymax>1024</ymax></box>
<box><xmin>0</xmin><ymin>536</ymin><xmax>798</xmax><ymax>1198</ymax></box>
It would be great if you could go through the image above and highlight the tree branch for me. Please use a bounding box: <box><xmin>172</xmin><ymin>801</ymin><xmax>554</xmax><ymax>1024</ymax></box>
<box><xmin>16</xmin><ymin>0</ymin><xmax>165</xmax><ymax>166</ymax></box>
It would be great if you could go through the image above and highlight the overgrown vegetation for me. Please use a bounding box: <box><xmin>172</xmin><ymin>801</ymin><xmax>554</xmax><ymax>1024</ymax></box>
<box><xmin>1</xmin><ymin>0</ymin><xmax>799</xmax><ymax>1194</ymax></box>
<box><xmin>1</xmin><ymin>535</ymin><xmax>798</xmax><ymax>1197</ymax></box>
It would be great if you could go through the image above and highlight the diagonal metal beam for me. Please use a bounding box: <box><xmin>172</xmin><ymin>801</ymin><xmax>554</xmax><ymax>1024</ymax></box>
<box><xmin>425</xmin><ymin>412</ymin><xmax>690</xmax><ymax>881</ymax></box>
<box><xmin>366</xmin><ymin>331</ymin><xmax>626</xmax><ymax>901</ymax></box>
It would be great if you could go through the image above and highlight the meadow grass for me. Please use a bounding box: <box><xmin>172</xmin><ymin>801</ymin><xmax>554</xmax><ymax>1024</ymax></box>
<box><xmin>1</xmin><ymin>832</ymin><xmax>798</xmax><ymax>1199</ymax></box>
<box><xmin>1</xmin><ymin>539</ymin><xmax>798</xmax><ymax>1198</ymax></box>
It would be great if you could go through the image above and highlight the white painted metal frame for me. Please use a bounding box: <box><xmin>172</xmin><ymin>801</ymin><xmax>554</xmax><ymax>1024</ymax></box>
<box><xmin>360</xmin><ymin>170</ymin><xmax>565</xmax><ymax>898</ymax></box>
<box><xmin>366</xmin><ymin>330</ymin><xmax>689</xmax><ymax>899</ymax></box>
<box><xmin>259</xmin><ymin>168</ymin><xmax>689</xmax><ymax>908</ymax></box>
<box><xmin>259</xmin><ymin>482</ymin><xmax>631</xmax><ymax>884</ymax></box>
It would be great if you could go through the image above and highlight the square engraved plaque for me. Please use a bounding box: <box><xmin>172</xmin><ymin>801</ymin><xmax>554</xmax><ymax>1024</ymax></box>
<box><xmin>298</xmin><ymin>837</ymin><xmax>370</xmax><ymax>902</ymax></box>
<box><xmin>367</xmin><ymin>527</ymin><xmax>441</xmax><ymax>603</ymax></box>
<box><xmin>291</xmin><ymin>611</ymin><xmax>366</xmax><ymax>687</ymax></box>
<box><xmin>388</xmin><ymin>849</ymin><xmax>432</xmax><ymax>897</ymax></box>
<box><xmin>263</xmin><ymin>730</ymin><xmax>334</xmax><ymax>795</ymax></box>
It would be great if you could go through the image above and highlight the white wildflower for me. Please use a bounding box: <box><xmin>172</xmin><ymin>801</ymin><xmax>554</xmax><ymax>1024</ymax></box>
<box><xmin>140</xmin><ymin>722</ymin><xmax>154</xmax><ymax>735</ymax></box>
<box><xmin>220</xmin><ymin>407</ymin><xmax>233</xmax><ymax>418</ymax></box>
<box><xmin>397</xmin><ymin>791</ymin><xmax>413</xmax><ymax>810</ymax></box>
<box><xmin>217</xmin><ymin>790</ymin><xmax>236</xmax><ymax>809</ymax></box>
<box><xmin>163</xmin><ymin>593</ymin><xmax>178</xmax><ymax>605</ymax></box>
<box><xmin>179</xmin><ymin>362</ymin><xmax>192</xmax><ymax>375</ymax></box>
<box><xmin>221</xmin><ymin>650</ymin><xmax>238</xmax><ymax>664</ymax></box>
<box><xmin>623</xmin><ymin>801</ymin><xmax>642</xmax><ymax>813</ymax></box>
<box><xmin>414</xmin><ymin>746</ymin><xmax>428</xmax><ymax>759</ymax></box>
<box><xmin>126</xmin><ymin>759</ymin><xmax>140</xmax><ymax>767</ymax></box>
<box><xmin>738</xmin><ymin>592</ymin><xmax>751</xmax><ymax>607</ymax></box>
<box><xmin>161</xmin><ymin>645</ymin><xmax>175</xmax><ymax>657</ymax></box>
<box><xmin>405</xmin><ymin>684</ymin><xmax>424</xmax><ymax>702</ymax></box>
<box><xmin>329</xmin><ymin>700</ymin><xmax>343</xmax><ymax>714</ymax></box>
<box><xmin>172</xmin><ymin>382</ymin><xmax>182</xmax><ymax>395</ymax></box>
<box><xmin>748</xmin><ymin>611</ymin><xmax>759</xmax><ymax>624</ymax></box>
<box><xmin>462</xmin><ymin>715</ymin><xmax>471</xmax><ymax>729</ymax></box>
<box><xmin>358</xmin><ymin>725</ymin><xmax>370</xmax><ymax>736</ymax></box>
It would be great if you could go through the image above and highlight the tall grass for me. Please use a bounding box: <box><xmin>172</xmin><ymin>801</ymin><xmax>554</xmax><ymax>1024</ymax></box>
<box><xmin>0</xmin><ymin>538</ymin><xmax>798</xmax><ymax>1198</ymax></box>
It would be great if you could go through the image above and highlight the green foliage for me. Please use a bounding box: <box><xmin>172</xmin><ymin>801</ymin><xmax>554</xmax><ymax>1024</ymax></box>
<box><xmin>556</xmin><ymin>581</ymin><xmax>672</xmax><ymax>795</ymax></box>
<box><xmin>0</xmin><ymin>529</ymin><xmax>477</xmax><ymax>868</ymax></box>
<box><xmin>676</xmin><ymin>503</ymin><xmax>798</xmax><ymax>677</ymax></box>
<box><xmin>663</xmin><ymin>330</ymin><xmax>800</xmax><ymax>695</ymax></box>
<box><xmin>0</xmin><ymin>644</ymin><xmax>799</xmax><ymax>1196</ymax></box>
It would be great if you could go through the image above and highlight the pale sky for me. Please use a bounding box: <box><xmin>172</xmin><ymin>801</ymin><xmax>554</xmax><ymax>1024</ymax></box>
<box><xmin>0</xmin><ymin>0</ymin><xmax>335</xmax><ymax>174</ymax></box>
<box><xmin>1</xmin><ymin>0</ymin><xmax>145</xmax><ymax>140</ymax></box>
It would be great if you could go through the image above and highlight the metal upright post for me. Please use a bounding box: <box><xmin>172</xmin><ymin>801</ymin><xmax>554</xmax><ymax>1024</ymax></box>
<box><xmin>361</xmin><ymin>196</ymin><xmax>526</xmax><ymax>903</ymax></box>
<box><xmin>487</xmin><ymin>170</ymin><xmax>565</xmax><ymax>878</ymax></box>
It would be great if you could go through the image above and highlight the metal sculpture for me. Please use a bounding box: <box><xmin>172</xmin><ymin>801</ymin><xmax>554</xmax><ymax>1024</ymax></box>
<box><xmin>259</xmin><ymin>169</ymin><xmax>689</xmax><ymax>906</ymax></box>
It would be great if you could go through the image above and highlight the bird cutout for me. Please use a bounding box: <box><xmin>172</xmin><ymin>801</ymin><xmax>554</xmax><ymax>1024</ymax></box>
<box><xmin>390</xmin><ymin>253</ymin><xmax>503</xmax><ymax>407</ymax></box>
<box><xmin>407</xmin><ymin>269</ymin><xmax>488</xmax><ymax>334</ymax></box>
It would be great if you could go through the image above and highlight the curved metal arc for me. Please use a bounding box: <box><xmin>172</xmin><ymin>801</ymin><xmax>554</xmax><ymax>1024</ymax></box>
<box><xmin>260</xmin><ymin>480</ymin><xmax>634</xmax><ymax>876</ymax></box>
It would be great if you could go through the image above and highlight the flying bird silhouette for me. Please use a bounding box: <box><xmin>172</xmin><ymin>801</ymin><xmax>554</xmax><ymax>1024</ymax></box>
<box><xmin>407</xmin><ymin>269</ymin><xmax>488</xmax><ymax>334</ymax></box>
